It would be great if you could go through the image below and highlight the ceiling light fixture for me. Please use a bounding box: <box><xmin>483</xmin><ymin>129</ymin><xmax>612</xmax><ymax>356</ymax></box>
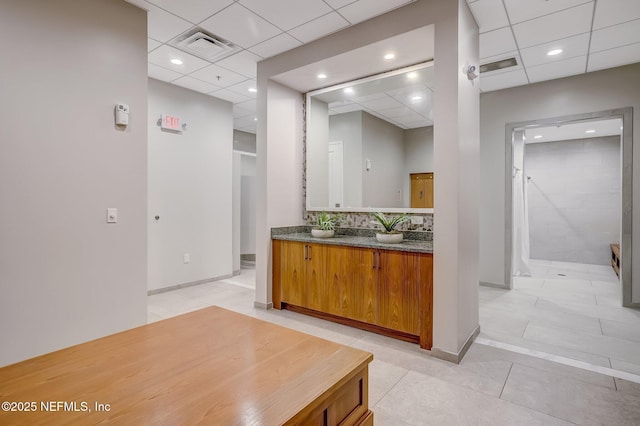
<box><xmin>411</xmin><ymin>96</ymin><xmax>422</xmax><ymax>101</ymax></box>
<box><xmin>547</xmin><ymin>49</ymin><xmax>563</xmax><ymax>56</ymax></box>
<box><xmin>170</xmin><ymin>58</ymin><xmax>184</xmax><ymax>65</ymax></box>
<box><xmin>317</xmin><ymin>73</ymin><xmax>327</xmax><ymax>79</ymax></box>
<box><xmin>344</xmin><ymin>87</ymin><xmax>354</xmax><ymax>94</ymax></box>
<box><xmin>533</xmin><ymin>135</ymin><xmax>543</xmax><ymax>139</ymax></box>
<box><xmin>407</xmin><ymin>72</ymin><xmax>417</xmax><ymax>79</ymax></box>
<box><xmin>384</xmin><ymin>53</ymin><xmax>395</xmax><ymax>60</ymax></box>
<box><xmin>585</xmin><ymin>129</ymin><xmax>596</xmax><ymax>133</ymax></box>
<box><xmin>248</xmin><ymin>88</ymin><xmax>257</xmax><ymax>93</ymax></box>
<box><xmin>254</xmin><ymin>117</ymin><xmax>258</xmax><ymax>121</ymax></box>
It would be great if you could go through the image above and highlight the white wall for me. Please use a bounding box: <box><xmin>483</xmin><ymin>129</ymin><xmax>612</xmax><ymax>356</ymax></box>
<box><xmin>329</xmin><ymin>111</ymin><xmax>363</xmax><ymax>208</ymax></box>
<box><xmin>526</xmin><ymin>137</ymin><xmax>621</xmax><ymax>265</ymax></box>
<box><xmin>403</xmin><ymin>126</ymin><xmax>435</xmax><ymax>207</ymax></box>
<box><xmin>0</xmin><ymin>0</ymin><xmax>147</xmax><ymax>366</ymax></box>
<box><xmin>241</xmin><ymin>155</ymin><xmax>257</xmax><ymax>256</ymax></box>
<box><xmin>255</xmin><ymin>80</ymin><xmax>305</xmax><ymax>307</ymax></box>
<box><xmin>362</xmin><ymin>112</ymin><xmax>405</xmax><ymax>207</ymax></box>
<box><xmin>148</xmin><ymin>78</ymin><xmax>233</xmax><ymax>291</ymax></box>
<box><xmin>479</xmin><ymin>63</ymin><xmax>640</xmax><ymax>305</ymax></box>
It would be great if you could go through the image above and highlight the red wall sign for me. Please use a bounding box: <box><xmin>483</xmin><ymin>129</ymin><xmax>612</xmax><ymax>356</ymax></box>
<box><xmin>161</xmin><ymin>114</ymin><xmax>182</xmax><ymax>131</ymax></box>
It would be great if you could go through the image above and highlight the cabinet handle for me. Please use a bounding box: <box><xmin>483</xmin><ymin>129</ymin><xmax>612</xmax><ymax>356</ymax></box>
<box><xmin>372</xmin><ymin>251</ymin><xmax>376</xmax><ymax>268</ymax></box>
<box><xmin>308</xmin><ymin>245</ymin><xmax>312</xmax><ymax>260</ymax></box>
<box><xmin>378</xmin><ymin>252</ymin><xmax>382</xmax><ymax>270</ymax></box>
<box><xmin>304</xmin><ymin>244</ymin><xmax>308</xmax><ymax>260</ymax></box>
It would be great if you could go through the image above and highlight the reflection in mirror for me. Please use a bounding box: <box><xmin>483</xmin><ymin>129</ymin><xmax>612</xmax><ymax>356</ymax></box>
<box><xmin>306</xmin><ymin>62</ymin><xmax>434</xmax><ymax>212</ymax></box>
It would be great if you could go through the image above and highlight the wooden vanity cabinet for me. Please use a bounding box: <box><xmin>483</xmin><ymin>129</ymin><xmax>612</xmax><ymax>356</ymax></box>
<box><xmin>273</xmin><ymin>239</ymin><xmax>433</xmax><ymax>349</ymax></box>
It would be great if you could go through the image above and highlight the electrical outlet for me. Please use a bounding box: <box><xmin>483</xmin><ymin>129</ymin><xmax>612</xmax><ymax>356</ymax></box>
<box><xmin>183</xmin><ymin>253</ymin><xmax>190</xmax><ymax>264</ymax></box>
<box><xmin>107</xmin><ymin>208</ymin><xmax>118</xmax><ymax>223</ymax></box>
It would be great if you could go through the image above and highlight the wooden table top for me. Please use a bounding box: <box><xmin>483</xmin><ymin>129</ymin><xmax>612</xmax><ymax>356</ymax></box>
<box><xmin>0</xmin><ymin>306</ymin><xmax>373</xmax><ymax>425</ymax></box>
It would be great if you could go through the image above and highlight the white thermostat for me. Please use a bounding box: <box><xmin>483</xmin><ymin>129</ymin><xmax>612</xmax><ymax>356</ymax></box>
<box><xmin>115</xmin><ymin>103</ymin><xmax>129</xmax><ymax>126</ymax></box>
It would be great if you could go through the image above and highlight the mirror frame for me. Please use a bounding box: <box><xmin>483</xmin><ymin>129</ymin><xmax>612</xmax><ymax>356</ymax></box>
<box><xmin>304</xmin><ymin>61</ymin><xmax>435</xmax><ymax>214</ymax></box>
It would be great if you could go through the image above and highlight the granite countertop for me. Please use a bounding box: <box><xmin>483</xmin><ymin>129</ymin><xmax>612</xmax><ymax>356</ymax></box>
<box><xmin>272</xmin><ymin>228</ymin><xmax>433</xmax><ymax>254</ymax></box>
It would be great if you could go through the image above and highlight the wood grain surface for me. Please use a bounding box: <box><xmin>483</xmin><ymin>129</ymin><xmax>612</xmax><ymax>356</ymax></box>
<box><xmin>0</xmin><ymin>306</ymin><xmax>372</xmax><ymax>425</ymax></box>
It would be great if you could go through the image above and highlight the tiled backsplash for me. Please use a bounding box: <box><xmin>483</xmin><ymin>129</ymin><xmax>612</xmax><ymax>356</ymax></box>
<box><xmin>305</xmin><ymin>211</ymin><xmax>433</xmax><ymax>233</ymax></box>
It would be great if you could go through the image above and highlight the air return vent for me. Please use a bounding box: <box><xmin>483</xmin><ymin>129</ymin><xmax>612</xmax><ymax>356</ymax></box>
<box><xmin>171</xmin><ymin>29</ymin><xmax>238</xmax><ymax>62</ymax></box>
<box><xmin>480</xmin><ymin>57</ymin><xmax>518</xmax><ymax>73</ymax></box>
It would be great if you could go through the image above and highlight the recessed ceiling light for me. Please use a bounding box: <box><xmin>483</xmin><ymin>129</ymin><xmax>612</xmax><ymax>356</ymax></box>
<box><xmin>170</xmin><ymin>58</ymin><xmax>183</xmax><ymax>65</ymax></box>
<box><xmin>384</xmin><ymin>53</ymin><xmax>395</xmax><ymax>60</ymax></box>
<box><xmin>547</xmin><ymin>49</ymin><xmax>563</xmax><ymax>56</ymax></box>
<box><xmin>343</xmin><ymin>87</ymin><xmax>354</xmax><ymax>94</ymax></box>
<box><xmin>407</xmin><ymin>72</ymin><xmax>417</xmax><ymax>79</ymax></box>
<box><xmin>411</xmin><ymin>96</ymin><xmax>422</xmax><ymax>101</ymax></box>
<box><xmin>317</xmin><ymin>73</ymin><xmax>327</xmax><ymax>79</ymax></box>
<box><xmin>254</xmin><ymin>117</ymin><xmax>258</xmax><ymax>121</ymax></box>
<box><xmin>248</xmin><ymin>87</ymin><xmax>257</xmax><ymax>93</ymax></box>
<box><xmin>585</xmin><ymin>129</ymin><xmax>596</xmax><ymax>134</ymax></box>
<box><xmin>533</xmin><ymin>135</ymin><xmax>543</xmax><ymax>139</ymax></box>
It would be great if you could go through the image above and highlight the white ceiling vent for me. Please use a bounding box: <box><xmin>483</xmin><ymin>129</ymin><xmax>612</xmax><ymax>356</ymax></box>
<box><xmin>171</xmin><ymin>30</ymin><xmax>238</xmax><ymax>63</ymax></box>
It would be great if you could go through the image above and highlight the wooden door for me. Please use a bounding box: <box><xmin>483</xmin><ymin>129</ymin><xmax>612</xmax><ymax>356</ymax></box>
<box><xmin>410</xmin><ymin>173</ymin><xmax>433</xmax><ymax>208</ymax></box>
<box><xmin>376</xmin><ymin>250</ymin><xmax>420</xmax><ymax>335</ymax></box>
<box><xmin>340</xmin><ymin>247</ymin><xmax>377</xmax><ymax>324</ymax></box>
<box><xmin>280</xmin><ymin>240</ymin><xmax>308</xmax><ymax>308</ymax></box>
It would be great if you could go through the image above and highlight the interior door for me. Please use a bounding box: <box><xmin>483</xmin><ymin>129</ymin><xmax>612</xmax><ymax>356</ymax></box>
<box><xmin>328</xmin><ymin>141</ymin><xmax>344</xmax><ymax>208</ymax></box>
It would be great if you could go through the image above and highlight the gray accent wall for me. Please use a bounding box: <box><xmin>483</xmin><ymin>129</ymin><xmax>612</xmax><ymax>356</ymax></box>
<box><xmin>525</xmin><ymin>137</ymin><xmax>621</xmax><ymax>265</ymax></box>
<box><xmin>0</xmin><ymin>0</ymin><xmax>148</xmax><ymax>366</ymax></box>
<box><xmin>480</xmin><ymin>62</ymin><xmax>639</xmax><ymax>305</ymax></box>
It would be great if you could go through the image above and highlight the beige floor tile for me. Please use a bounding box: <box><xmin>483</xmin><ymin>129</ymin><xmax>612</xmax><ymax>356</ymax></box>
<box><xmin>375</xmin><ymin>371</ymin><xmax>572</xmax><ymax>426</ymax></box>
<box><xmin>368</xmin><ymin>360</ymin><xmax>408</xmax><ymax>406</ymax></box>
<box><xmin>501</xmin><ymin>364</ymin><xmax>640</xmax><ymax>425</ymax></box>
<box><xmin>601</xmin><ymin>318</ymin><xmax>640</xmax><ymax>343</ymax></box>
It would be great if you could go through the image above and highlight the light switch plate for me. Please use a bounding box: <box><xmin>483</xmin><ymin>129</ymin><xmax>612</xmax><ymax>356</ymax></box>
<box><xmin>410</xmin><ymin>216</ymin><xmax>423</xmax><ymax>225</ymax></box>
<box><xmin>107</xmin><ymin>208</ymin><xmax>118</xmax><ymax>223</ymax></box>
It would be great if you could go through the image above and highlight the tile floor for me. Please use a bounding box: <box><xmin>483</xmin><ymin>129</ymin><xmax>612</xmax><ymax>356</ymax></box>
<box><xmin>148</xmin><ymin>264</ymin><xmax>640</xmax><ymax>425</ymax></box>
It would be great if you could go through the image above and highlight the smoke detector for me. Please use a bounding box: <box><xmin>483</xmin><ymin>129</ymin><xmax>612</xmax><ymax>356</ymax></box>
<box><xmin>171</xmin><ymin>29</ymin><xmax>239</xmax><ymax>63</ymax></box>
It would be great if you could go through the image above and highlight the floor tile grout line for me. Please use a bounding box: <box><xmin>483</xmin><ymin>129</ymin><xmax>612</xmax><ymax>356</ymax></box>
<box><xmin>505</xmin><ymin>399</ymin><xmax>582</xmax><ymax>426</ymax></box>
<box><xmin>475</xmin><ymin>337</ymin><xmax>640</xmax><ymax>385</ymax></box>
<box><xmin>498</xmin><ymin>362</ymin><xmax>513</xmax><ymax>400</ymax></box>
<box><xmin>371</xmin><ymin>369</ymin><xmax>410</xmax><ymax>409</ymax></box>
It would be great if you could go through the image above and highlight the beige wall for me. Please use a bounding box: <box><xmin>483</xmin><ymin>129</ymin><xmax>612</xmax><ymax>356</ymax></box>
<box><xmin>0</xmin><ymin>0</ymin><xmax>148</xmax><ymax>366</ymax></box>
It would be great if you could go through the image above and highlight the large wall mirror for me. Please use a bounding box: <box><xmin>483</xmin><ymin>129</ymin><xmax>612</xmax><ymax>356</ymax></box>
<box><xmin>306</xmin><ymin>61</ymin><xmax>434</xmax><ymax>213</ymax></box>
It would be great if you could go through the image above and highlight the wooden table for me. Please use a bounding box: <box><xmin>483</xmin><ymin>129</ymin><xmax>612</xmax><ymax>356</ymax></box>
<box><xmin>0</xmin><ymin>306</ymin><xmax>373</xmax><ymax>425</ymax></box>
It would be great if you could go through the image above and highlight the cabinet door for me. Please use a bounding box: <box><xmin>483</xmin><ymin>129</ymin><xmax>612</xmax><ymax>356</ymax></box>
<box><xmin>280</xmin><ymin>241</ymin><xmax>308</xmax><ymax>308</ymax></box>
<box><xmin>377</xmin><ymin>250</ymin><xmax>421</xmax><ymax>335</ymax></box>
<box><xmin>341</xmin><ymin>247</ymin><xmax>377</xmax><ymax>324</ymax></box>
<box><xmin>307</xmin><ymin>243</ymin><xmax>328</xmax><ymax>312</ymax></box>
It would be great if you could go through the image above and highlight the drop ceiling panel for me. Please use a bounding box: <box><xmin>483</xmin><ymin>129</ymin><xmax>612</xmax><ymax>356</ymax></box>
<box><xmin>126</xmin><ymin>0</ymin><xmax>193</xmax><ymax>42</ymax></box>
<box><xmin>199</xmin><ymin>3</ymin><xmax>281</xmax><ymax>48</ymax></box>
<box><xmin>324</xmin><ymin>0</ymin><xmax>358</xmax><ymax>8</ymax></box>
<box><xmin>148</xmin><ymin>38</ymin><xmax>162</xmax><ymax>52</ymax></box>
<box><xmin>587</xmin><ymin>42</ymin><xmax>640</xmax><ymax>71</ymax></box>
<box><xmin>469</xmin><ymin>0</ymin><xmax>510</xmax><ymax>33</ymax></box>
<box><xmin>190</xmin><ymin>64</ymin><xmax>248</xmax><ymax>87</ymax></box>
<box><xmin>148</xmin><ymin>0</ymin><xmax>234</xmax><ymax>24</ymax></box>
<box><xmin>527</xmin><ymin>55</ymin><xmax>587</xmax><ymax>83</ymax></box>
<box><xmin>503</xmin><ymin>0</ymin><xmax>593</xmax><ymax>25</ymax></box>
<box><xmin>330</xmin><ymin>104</ymin><xmax>363</xmax><ymax>114</ymax></box>
<box><xmin>338</xmin><ymin>0</ymin><xmax>414</xmax><ymax>25</ymax></box>
<box><xmin>226</xmin><ymin>79</ymin><xmax>258</xmax><ymax>98</ymax></box>
<box><xmin>512</xmin><ymin>3</ymin><xmax>594</xmax><ymax>49</ymax></box>
<box><xmin>210</xmin><ymin>88</ymin><xmax>251</xmax><ymax>103</ymax></box>
<box><xmin>288</xmin><ymin>12</ymin><xmax>350</xmax><ymax>43</ymax></box>
<box><xmin>479</xmin><ymin>27</ymin><xmax>517</xmax><ymax>58</ymax></box>
<box><xmin>520</xmin><ymin>33</ymin><xmax>590</xmax><ymax>67</ymax></box>
<box><xmin>172</xmin><ymin>76</ymin><xmax>222</xmax><ymax>93</ymax></box>
<box><xmin>590</xmin><ymin>19</ymin><xmax>640</xmax><ymax>53</ymax></box>
<box><xmin>248</xmin><ymin>33</ymin><xmax>302</xmax><ymax>58</ymax></box>
<box><xmin>480</xmin><ymin>68</ymin><xmax>529</xmax><ymax>92</ymax></box>
<box><xmin>148</xmin><ymin>64</ymin><xmax>183</xmax><ymax>82</ymax></box>
<box><xmin>233</xmin><ymin>102</ymin><xmax>256</xmax><ymax>118</ymax></box>
<box><xmin>379</xmin><ymin>105</ymin><xmax>416</xmax><ymax>118</ymax></box>
<box><xmin>148</xmin><ymin>45</ymin><xmax>210</xmax><ymax>74</ymax></box>
<box><xmin>593</xmin><ymin>0</ymin><xmax>640</xmax><ymax>29</ymax></box>
<box><xmin>239</xmin><ymin>0</ymin><xmax>332</xmax><ymax>31</ymax></box>
<box><xmin>358</xmin><ymin>96</ymin><xmax>404</xmax><ymax>110</ymax></box>
<box><xmin>215</xmin><ymin>51</ymin><xmax>262</xmax><ymax>78</ymax></box>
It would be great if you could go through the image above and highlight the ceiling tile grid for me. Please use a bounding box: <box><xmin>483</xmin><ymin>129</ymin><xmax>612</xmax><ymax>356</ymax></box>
<box><xmin>127</xmin><ymin>0</ymin><xmax>640</xmax><ymax>132</ymax></box>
